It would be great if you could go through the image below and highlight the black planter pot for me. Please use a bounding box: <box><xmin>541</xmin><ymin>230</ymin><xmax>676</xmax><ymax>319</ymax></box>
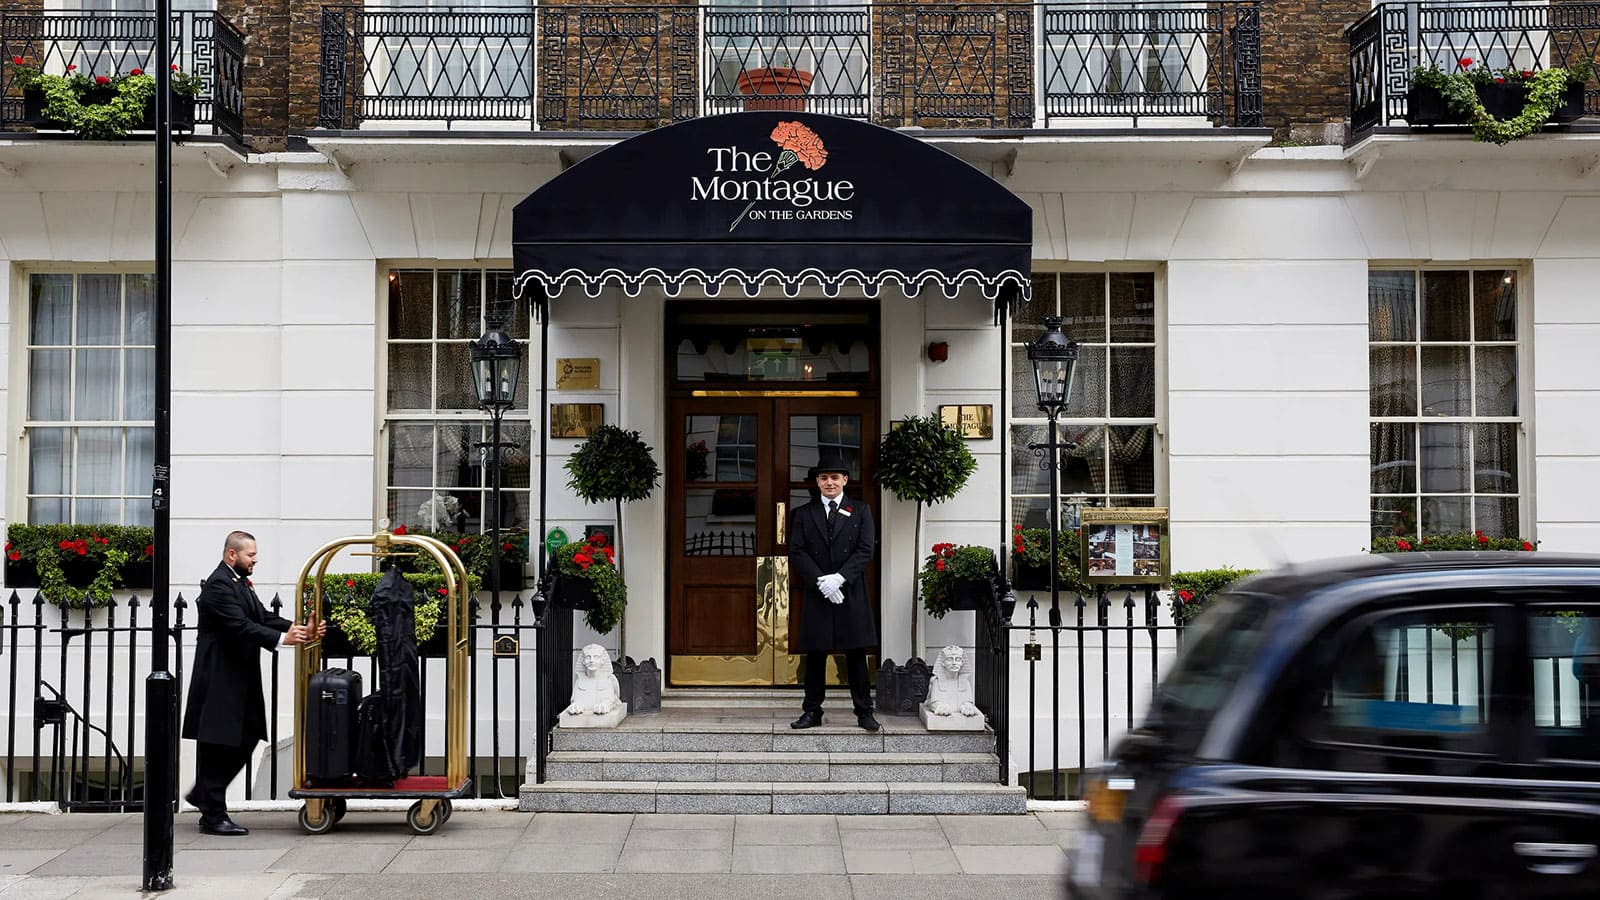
<box><xmin>4</xmin><ymin>556</ymin><xmax>40</xmax><ymax>588</ymax></box>
<box><xmin>490</xmin><ymin>557</ymin><xmax>523</xmax><ymax>593</ymax></box>
<box><xmin>553</xmin><ymin>575</ymin><xmax>598</xmax><ymax>610</ymax></box>
<box><xmin>616</xmin><ymin>657</ymin><xmax>661</xmax><ymax>715</ymax></box>
<box><xmin>122</xmin><ymin>557</ymin><xmax>154</xmax><ymax>590</ymax></box>
<box><xmin>83</xmin><ymin>85</ymin><xmax>117</xmax><ymax>107</ymax></box>
<box><xmin>1552</xmin><ymin>81</ymin><xmax>1587</xmax><ymax>123</ymax></box>
<box><xmin>1477</xmin><ymin>82</ymin><xmax>1529</xmax><ymax>119</ymax></box>
<box><xmin>140</xmin><ymin>92</ymin><xmax>196</xmax><ymax>133</ymax></box>
<box><xmin>1011</xmin><ymin>563</ymin><xmax>1050</xmax><ymax>591</ymax></box>
<box><xmin>946</xmin><ymin>577</ymin><xmax>995</xmax><ymax>612</ymax></box>
<box><xmin>1407</xmin><ymin>84</ymin><xmax>1465</xmax><ymax>125</ymax></box>
<box><xmin>21</xmin><ymin>87</ymin><xmax>56</xmax><ymax>128</ymax></box>
<box><xmin>60</xmin><ymin>556</ymin><xmax>102</xmax><ymax>588</ymax></box>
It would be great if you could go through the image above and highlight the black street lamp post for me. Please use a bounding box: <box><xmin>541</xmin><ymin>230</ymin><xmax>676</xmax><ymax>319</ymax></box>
<box><xmin>1026</xmin><ymin>315</ymin><xmax>1078</xmax><ymax>802</ymax></box>
<box><xmin>470</xmin><ymin>317</ymin><xmax>522</xmax><ymax>619</ymax></box>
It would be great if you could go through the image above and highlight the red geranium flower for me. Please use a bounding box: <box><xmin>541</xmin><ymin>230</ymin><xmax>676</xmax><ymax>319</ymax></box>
<box><xmin>1478</xmin><ymin>534</ymin><xmax>1490</xmax><ymax>544</ymax></box>
<box><xmin>1177</xmin><ymin>589</ymin><xmax>1193</xmax><ymax>603</ymax></box>
<box><xmin>438</xmin><ymin>587</ymin><xmax>448</xmax><ymax>596</ymax></box>
<box><xmin>1520</xmin><ymin>70</ymin><xmax>1533</xmax><ymax>78</ymax></box>
<box><xmin>130</xmin><ymin>68</ymin><xmax>143</xmax><ymax>76</ymax></box>
<box><xmin>171</xmin><ymin>64</ymin><xmax>180</xmax><ymax>72</ymax></box>
<box><xmin>10</xmin><ymin>57</ymin><xmax>22</xmax><ymax>66</ymax></box>
<box><xmin>7</xmin><ymin>551</ymin><xmax>19</xmax><ymax>562</ymax></box>
<box><xmin>1396</xmin><ymin>538</ymin><xmax>1411</xmax><ymax>551</ymax></box>
<box><xmin>67</xmin><ymin>64</ymin><xmax>76</xmax><ymax>72</ymax></box>
<box><xmin>393</xmin><ymin>524</ymin><xmax>406</xmax><ymax>535</ymax></box>
<box><xmin>346</xmin><ymin>579</ymin><xmax>355</xmax><ymax>588</ymax></box>
<box><xmin>1458</xmin><ymin>57</ymin><xmax>1473</xmax><ymax>69</ymax></box>
<box><xmin>590</xmin><ymin>533</ymin><xmax>608</xmax><ymax>547</ymax></box>
<box><xmin>144</xmin><ymin>544</ymin><xmax>155</xmax><ymax>557</ymax></box>
<box><xmin>94</xmin><ymin>75</ymin><xmax>110</xmax><ymax>85</ymax></box>
<box><xmin>1522</xmin><ymin>540</ymin><xmax>1534</xmax><ymax>551</ymax></box>
<box><xmin>1494</xmin><ymin>77</ymin><xmax>1505</xmax><ymax>84</ymax></box>
<box><xmin>502</xmin><ymin>542</ymin><xmax>513</xmax><ymax>552</ymax></box>
<box><xmin>935</xmin><ymin>559</ymin><xmax>946</xmax><ymax>572</ymax></box>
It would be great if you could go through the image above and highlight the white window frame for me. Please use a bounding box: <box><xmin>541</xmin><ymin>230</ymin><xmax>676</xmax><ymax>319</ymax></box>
<box><xmin>9</xmin><ymin>266</ymin><xmax>156</xmax><ymax>527</ymax></box>
<box><xmin>1007</xmin><ymin>266</ymin><xmax>1168</xmax><ymax>536</ymax></box>
<box><xmin>377</xmin><ymin>262</ymin><xmax>534</xmax><ymax>537</ymax></box>
<box><xmin>1367</xmin><ymin>264</ymin><xmax>1532</xmax><ymax>542</ymax></box>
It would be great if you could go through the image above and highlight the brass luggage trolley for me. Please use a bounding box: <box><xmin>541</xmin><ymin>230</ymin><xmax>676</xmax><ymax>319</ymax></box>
<box><xmin>288</xmin><ymin>529</ymin><xmax>472</xmax><ymax>835</ymax></box>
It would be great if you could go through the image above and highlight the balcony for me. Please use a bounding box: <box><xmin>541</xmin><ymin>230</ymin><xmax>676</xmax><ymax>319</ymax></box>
<box><xmin>1348</xmin><ymin>1</ymin><xmax>1599</xmax><ymax>135</ymax></box>
<box><xmin>316</xmin><ymin>2</ymin><xmax>1263</xmax><ymax>133</ymax></box>
<box><xmin>0</xmin><ymin>9</ymin><xmax>245</xmax><ymax>143</ymax></box>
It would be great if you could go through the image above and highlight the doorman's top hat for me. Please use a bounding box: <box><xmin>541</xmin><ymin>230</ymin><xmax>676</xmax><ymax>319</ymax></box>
<box><xmin>814</xmin><ymin>456</ymin><xmax>851</xmax><ymax>476</ymax></box>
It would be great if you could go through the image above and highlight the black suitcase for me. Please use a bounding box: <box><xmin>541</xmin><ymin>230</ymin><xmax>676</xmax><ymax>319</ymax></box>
<box><xmin>305</xmin><ymin>668</ymin><xmax>362</xmax><ymax>785</ymax></box>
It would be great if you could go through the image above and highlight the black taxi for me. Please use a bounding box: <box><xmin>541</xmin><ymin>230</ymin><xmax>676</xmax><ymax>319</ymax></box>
<box><xmin>1072</xmin><ymin>553</ymin><xmax>1600</xmax><ymax>899</ymax></box>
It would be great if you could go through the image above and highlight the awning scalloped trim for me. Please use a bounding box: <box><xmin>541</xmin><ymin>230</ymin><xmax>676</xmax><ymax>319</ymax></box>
<box><xmin>513</xmin><ymin>267</ymin><xmax>1031</xmax><ymax>302</ymax></box>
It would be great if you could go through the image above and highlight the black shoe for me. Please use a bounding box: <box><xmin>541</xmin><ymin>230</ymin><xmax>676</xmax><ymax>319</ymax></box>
<box><xmin>198</xmin><ymin>816</ymin><xmax>248</xmax><ymax>836</ymax></box>
<box><xmin>790</xmin><ymin>710</ymin><xmax>824</xmax><ymax>729</ymax></box>
<box><xmin>856</xmin><ymin>712</ymin><xmax>881</xmax><ymax>732</ymax></box>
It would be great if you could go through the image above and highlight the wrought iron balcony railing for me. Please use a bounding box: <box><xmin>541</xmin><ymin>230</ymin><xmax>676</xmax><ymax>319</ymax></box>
<box><xmin>1348</xmin><ymin>1</ymin><xmax>1600</xmax><ymax>134</ymax></box>
<box><xmin>319</xmin><ymin>2</ymin><xmax>1263</xmax><ymax>131</ymax></box>
<box><xmin>0</xmin><ymin>10</ymin><xmax>245</xmax><ymax>143</ymax></box>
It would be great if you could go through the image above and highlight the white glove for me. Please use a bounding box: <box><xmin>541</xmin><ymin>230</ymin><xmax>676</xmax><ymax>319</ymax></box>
<box><xmin>825</xmin><ymin>587</ymin><xmax>844</xmax><ymax>604</ymax></box>
<box><xmin>819</xmin><ymin>573</ymin><xmax>846</xmax><ymax>594</ymax></box>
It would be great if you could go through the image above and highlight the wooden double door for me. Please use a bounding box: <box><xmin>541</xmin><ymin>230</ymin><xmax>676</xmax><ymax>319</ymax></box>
<box><xmin>667</xmin><ymin>396</ymin><xmax>878</xmax><ymax>685</ymax></box>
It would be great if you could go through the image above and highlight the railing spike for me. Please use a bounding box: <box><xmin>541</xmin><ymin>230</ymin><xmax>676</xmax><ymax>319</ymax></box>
<box><xmin>128</xmin><ymin>594</ymin><xmax>142</xmax><ymax>609</ymax></box>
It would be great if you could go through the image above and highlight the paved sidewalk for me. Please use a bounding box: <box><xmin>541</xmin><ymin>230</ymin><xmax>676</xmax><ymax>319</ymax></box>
<box><xmin>0</xmin><ymin>808</ymin><xmax>1084</xmax><ymax>899</ymax></box>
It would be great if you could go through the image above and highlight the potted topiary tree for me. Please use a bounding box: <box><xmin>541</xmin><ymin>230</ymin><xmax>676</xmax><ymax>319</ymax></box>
<box><xmin>563</xmin><ymin>424</ymin><xmax>661</xmax><ymax>644</ymax></box>
<box><xmin>877</xmin><ymin>414</ymin><xmax>977</xmax><ymax>657</ymax></box>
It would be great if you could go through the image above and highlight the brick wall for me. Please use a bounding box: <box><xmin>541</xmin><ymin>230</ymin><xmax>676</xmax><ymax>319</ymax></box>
<box><xmin>219</xmin><ymin>0</ymin><xmax>291</xmax><ymax>151</ymax></box>
<box><xmin>1259</xmin><ymin>0</ymin><xmax>1369</xmax><ymax>142</ymax></box>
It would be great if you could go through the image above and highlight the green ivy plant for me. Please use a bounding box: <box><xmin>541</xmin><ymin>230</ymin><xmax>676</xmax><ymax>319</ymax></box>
<box><xmin>5</xmin><ymin>524</ymin><xmax>154</xmax><ymax>609</ymax></box>
<box><xmin>1412</xmin><ymin>57</ymin><xmax>1594</xmax><ymax>144</ymax></box>
<box><xmin>918</xmin><ymin>543</ymin><xmax>998</xmax><ymax>619</ymax></box>
<box><xmin>549</xmin><ymin>534</ymin><xmax>627</xmax><ymax>634</ymax></box>
<box><xmin>308</xmin><ymin>572</ymin><xmax>474</xmax><ymax>655</ymax></box>
<box><xmin>878</xmin><ymin>415</ymin><xmax>977</xmax><ymax>638</ymax></box>
<box><xmin>10</xmin><ymin>59</ymin><xmax>204</xmax><ymax>141</ymax></box>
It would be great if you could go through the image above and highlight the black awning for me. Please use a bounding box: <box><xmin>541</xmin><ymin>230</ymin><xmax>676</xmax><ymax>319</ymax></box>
<box><xmin>512</xmin><ymin>112</ymin><xmax>1031</xmax><ymax>306</ymax></box>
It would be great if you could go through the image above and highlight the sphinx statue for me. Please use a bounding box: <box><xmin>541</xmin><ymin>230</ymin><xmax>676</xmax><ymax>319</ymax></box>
<box><xmin>920</xmin><ymin>644</ymin><xmax>984</xmax><ymax>731</ymax></box>
<box><xmin>559</xmin><ymin>643</ymin><xmax>628</xmax><ymax>728</ymax></box>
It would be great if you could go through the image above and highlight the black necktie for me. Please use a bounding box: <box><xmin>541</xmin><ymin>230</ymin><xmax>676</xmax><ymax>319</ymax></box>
<box><xmin>826</xmin><ymin>500</ymin><xmax>837</xmax><ymax>533</ymax></box>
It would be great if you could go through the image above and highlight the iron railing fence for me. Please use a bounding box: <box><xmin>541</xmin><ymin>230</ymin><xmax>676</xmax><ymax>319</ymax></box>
<box><xmin>1</xmin><ymin>588</ymin><xmax>545</xmax><ymax>811</ymax></box>
<box><xmin>974</xmin><ymin>586</ymin><xmax>1186</xmax><ymax>799</ymax></box>
<box><xmin>0</xmin><ymin>10</ymin><xmax>245</xmax><ymax>143</ymax></box>
<box><xmin>1348</xmin><ymin>1</ymin><xmax>1600</xmax><ymax>133</ymax></box>
<box><xmin>319</xmin><ymin>2</ymin><xmax>1264</xmax><ymax>131</ymax></box>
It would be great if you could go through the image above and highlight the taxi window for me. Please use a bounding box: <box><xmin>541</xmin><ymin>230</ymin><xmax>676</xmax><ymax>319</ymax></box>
<box><xmin>1305</xmin><ymin>608</ymin><xmax>1497</xmax><ymax>758</ymax></box>
<box><xmin>1149</xmin><ymin>591</ymin><xmax>1273</xmax><ymax>746</ymax></box>
<box><xmin>1529</xmin><ymin>605</ymin><xmax>1600</xmax><ymax>765</ymax></box>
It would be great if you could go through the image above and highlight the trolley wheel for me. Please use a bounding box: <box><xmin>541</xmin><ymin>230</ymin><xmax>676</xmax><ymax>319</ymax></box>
<box><xmin>439</xmin><ymin>800</ymin><xmax>453</xmax><ymax>823</ymax></box>
<box><xmin>298</xmin><ymin>802</ymin><xmax>336</xmax><ymax>835</ymax></box>
<box><xmin>407</xmin><ymin>800</ymin><xmax>445</xmax><ymax>836</ymax></box>
<box><xmin>330</xmin><ymin>799</ymin><xmax>348</xmax><ymax>823</ymax></box>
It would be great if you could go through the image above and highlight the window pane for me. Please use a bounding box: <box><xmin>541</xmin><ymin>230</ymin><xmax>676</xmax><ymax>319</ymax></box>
<box><xmin>1011</xmin><ymin>274</ymin><xmax>1056</xmax><ymax>344</ymax></box>
<box><xmin>29</xmin><ymin>349</ymin><xmax>71</xmax><ymax>420</ymax></box>
<box><xmin>76</xmin><ymin>275</ymin><xmax>121</xmax><ymax>345</ymax></box>
<box><xmin>1474</xmin><ymin>422</ymin><xmax>1517</xmax><ymax>494</ymax></box>
<box><xmin>389</xmin><ymin>270</ymin><xmax>434</xmax><ymax>340</ymax></box>
<box><xmin>125</xmin><ymin>274</ymin><xmax>154</xmax><ymax>345</ymax></box>
<box><xmin>124</xmin><ymin>348</ymin><xmax>154</xmax><ymax>420</ymax></box>
<box><xmin>435</xmin><ymin>422</ymin><xmax>477</xmax><ymax>488</ymax></box>
<box><xmin>1372</xmin><ymin>496</ymin><xmax>1416</xmax><ymax>539</ymax></box>
<box><xmin>684</xmin><ymin>487</ymin><xmax>755</xmax><ymax>556</ymax></box>
<box><xmin>435</xmin><ymin>343</ymin><xmax>476</xmax><ymax>410</ymax></box>
<box><xmin>1421</xmin><ymin>271</ymin><xmax>1470</xmax><ymax>341</ymax></box>
<box><xmin>1420</xmin><ymin>423</ymin><xmax>1469</xmax><ymax>493</ymax></box>
<box><xmin>28</xmin><ymin>499</ymin><xmax>68</xmax><ymax>525</ymax></box>
<box><xmin>1108</xmin><ymin>347</ymin><xmax>1154</xmax><ymax>418</ymax></box>
<box><xmin>1371</xmin><ymin>423</ymin><xmax>1416</xmax><ymax>494</ymax></box>
<box><xmin>1474</xmin><ymin>496</ymin><xmax>1518</xmax><ymax>538</ymax></box>
<box><xmin>1473</xmin><ymin>270</ymin><xmax>1516</xmax><ymax>341</ymax></box>
<box><xmin>500</xmin><ymin>422</ymin><xmax>532</xmax><ymax>491</ymax></box>
<box><xmin>437</xmin><ymin>270</ymin><xmax>481</xmax><ymax>340</ymax></box>
<box><xmin>75</xmin><ymin>349</ymin><xmax>120</xmax><ymax>421</ymax></box>
<box><xmin>124</xmin><ymin>427</ymin><xmax>153</xmax><ymax>503</ymax></box>
<box><xmin>1420</xmin><ymin>346</ymin><xmax>1469</xmax><ymax>416</ymax></box>
<box><xmin>1369</xmin><ymin>346</ymin><xmax>1416</xmax><ymax>417</ymax></box>
<box><xmin>388</xmin><ymin>423</ymin><xmax>435</xmax><ymax>488</ymax></box>
<box><xmin>1108</xmin><ymin>273</ymin><xmax>1155</xmax><ymax>342</ymax></box>
<box><xmin>1010</xmin><ymin>424</ymin><xmax>1051</xmax><ymax>496</ymax></box>
<box><xmin>389</xmin><ymin>489</ymin><xmax>437</xmax><ymax>531</ymax></box>
<box><xmin>29</xmin><ymin>428</ymin><xmax>70</xmax><ymax>494</ymax></box>
<box><xmin>387</xmin><ymin>344</ymin><xmax>432</xmax><ymax>411</ymax></box>
<box><xmin>1064</xmin><ymin>345</ymin><xmax>1106</xmax><ymax>418</ymax></box>
<box><xmin>1474</xmin><ymin>347</ymin><xmax>1516</xmax><ymax>417</ymax></box>
<box><xmin>1422</xmin><ymin>496</ymin><xmax>1471</xmax><ymax>535</ymax></box>
<box><xmin>76</xmin><ymin>428</ymin><xmax>121</xmax><ymax>495</ymax></box>
<box><xmin>124</xmin><ymin>498</ymin><xmax>153</xmax><ymax>528</ymax></box>
<box><xmin>29</xmin><ymin>275</ymin><xmax>73</xmax><ymax>346</ymax></box>
<box><xmin>1059</xmin><ymin>274</ymin><xmax>1106</xmax><ymax>342</ymax></box>
<box><xmin>489</xmin><ymin>271</ymin><xmax>527</xmax><ymax>340</ymax></box>
<box><xmin>75</xmin><ymin>498</ymin><xmax>120</xmax><ymax>523</ymax></box>
<box><xmin>1107</xmin><ymin>425</ymin><xmax>1156</xmax><ymax>497</ymax></box>
<box><xmin>1368</xmin><ymin>271</ymin><xmax>1415</xmax><ymax>341</ymax></box>
<box><xmin>1061</xmin><ymin>424</ymin><xmax>1108</xmax><ymax>495</ymax></box>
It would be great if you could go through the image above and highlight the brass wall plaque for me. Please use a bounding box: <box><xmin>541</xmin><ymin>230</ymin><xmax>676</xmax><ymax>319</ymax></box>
<box><xmin>551</xmin><ymin>403</ymin><xmax>603</xmax><ymax>438</ymax></box>
<box><xmin>939</xmin><ymin>404</ymin><xmax>994</xmax><ymax>440</ymax></box>
<box><xmin>492</xmin><ymin>635</ymin><xmax>519</xmax><ymax>657</ymax></box>
<box><xmin>555</xmin><ymin>358</ymin><xmax>600</xmax><ymax>390</ymax></box>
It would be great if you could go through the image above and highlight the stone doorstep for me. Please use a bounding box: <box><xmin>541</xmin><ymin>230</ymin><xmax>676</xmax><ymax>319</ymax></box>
<box><xmin>518</xmin><ymin>781</ymin><xmax>1027</xmax><ymax>815</ymax></box>
<box><xmin>544</xmin><ymin>750</ymin><xmax>998</xmax><ymax>784</ymax></box>
<box><xmin>552</xmin><ymin>726</ymin><xmax>995</xmax><ymax>754</ymax></box>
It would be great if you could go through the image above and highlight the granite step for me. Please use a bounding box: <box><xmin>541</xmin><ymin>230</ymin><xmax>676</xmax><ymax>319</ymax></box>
<box><xmin>517</xmin><ymin>780</ymin><xmax>1029</xmax><ymax>815</ymax></box>
<box><xmin>551</xmin><ymin>722</ymin><xmax>996</xmax><ymax>754</ymax></box>
<box><xmin>544</xmin><ymin>750</ymin><xmax>999</xmax><ymax>783</ymax></box>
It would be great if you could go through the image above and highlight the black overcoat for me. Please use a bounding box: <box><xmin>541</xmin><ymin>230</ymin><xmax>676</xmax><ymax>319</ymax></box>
<box><xmin>181</xmin><ymin>562</ymin><xmax>291</xmax><ymax>747</ymax></box>
<box><xmin>789</xmin><ymin>496</ymin><xmax>877</xmax><ymax>652</ymax></box>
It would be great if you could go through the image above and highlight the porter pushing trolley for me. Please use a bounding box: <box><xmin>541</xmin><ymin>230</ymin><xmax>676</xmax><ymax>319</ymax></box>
<box><xmin>288</xmin><ymin>528</ymin><xmax>471</xmax><ymax>835</ymax></box>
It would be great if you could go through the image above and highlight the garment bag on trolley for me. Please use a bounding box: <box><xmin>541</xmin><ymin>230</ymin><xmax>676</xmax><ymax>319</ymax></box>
<box><xmin>353</xmin><ymin>561</ymin><xmax>423</xmax><ymax>784</ymax></box>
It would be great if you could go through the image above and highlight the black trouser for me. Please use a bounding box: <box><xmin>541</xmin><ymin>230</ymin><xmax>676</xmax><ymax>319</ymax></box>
<box><xmin>187</xmin><ymin>741</ymin><xmax>254</xmax><ymax>819</ymax></box>
<box><xmin>802</xmin><ymin>649</ymin><xmax>873</xmax><ymax>715</ymax></box>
